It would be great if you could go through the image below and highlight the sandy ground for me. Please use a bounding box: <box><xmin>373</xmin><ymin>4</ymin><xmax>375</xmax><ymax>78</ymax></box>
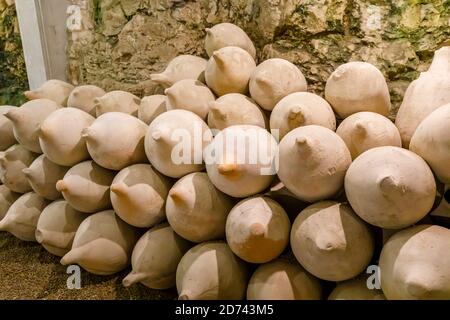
<box><xmin>0</xmin><ymin>232</ymin><xmax>177</xmax><ymax>300</ymax></box>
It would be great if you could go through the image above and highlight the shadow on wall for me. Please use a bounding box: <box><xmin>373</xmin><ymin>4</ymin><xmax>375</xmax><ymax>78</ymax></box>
<box><xmin>0</xmin><ymin>0</ymin><xmax>28</xmax><ymax>106</ymax></box>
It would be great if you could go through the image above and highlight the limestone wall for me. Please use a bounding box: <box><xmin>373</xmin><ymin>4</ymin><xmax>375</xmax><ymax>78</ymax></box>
<box><xmin>0</xmin><ymin>0</ymin><xmax>28</xmax><ymax>105</ymax></box>
<box><xmin>68</xmin><ymin>0</ymin><xmax>449</xmax><ymax>116</ymax></box>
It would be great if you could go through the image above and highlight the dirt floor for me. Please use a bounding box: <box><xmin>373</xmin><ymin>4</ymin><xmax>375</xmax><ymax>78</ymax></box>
<box><xmin>0</xmin><ymin>232</ymin><xmax>177</xmax><ymax>300</ymax></box>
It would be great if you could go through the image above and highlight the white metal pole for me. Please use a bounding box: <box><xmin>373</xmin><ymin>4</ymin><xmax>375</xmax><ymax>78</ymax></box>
<box><xmin>15</xmin><ymin>0</ymin><xmax>47</xmax><ymax>89</ymax></box>
<box><xmin>15</xmin><ymin>0</ymin><xmax>71</xmax><ymax>89</ymax></box>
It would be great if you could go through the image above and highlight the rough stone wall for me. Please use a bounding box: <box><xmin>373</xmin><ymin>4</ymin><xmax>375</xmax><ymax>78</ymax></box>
<box><xmin>68</xmin><ymin>0</ymin><xmax>450</xmax><ymax>116</ymax></box>
<box><xmin>0</xmin><ymin>0</ymin><xmax>28</xmax><ymax>106</ymax></box>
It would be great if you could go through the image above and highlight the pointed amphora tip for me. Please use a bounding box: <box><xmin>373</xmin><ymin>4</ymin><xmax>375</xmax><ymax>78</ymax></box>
<box><xmin>110</xmin><ymin>182</ymin><xmax>129</xmax><ymax>196</ymax></box>
<box><xmin>56</xmin><ymin>180</ymin><xmax>68</xmax><ymax>192</ymax></box>
<box><xmin>168</xmin><ymin>188</ymin><xmax>188</xmax><ymax>205</ymax></box>
<box><xmin>250</xmin><ymin>223</ymin><xmax>265</xmax><ymax>237</ymax></box>
<box><xmin>122</xmin><ymin>272</ymin><xmax>147</xmax><ymax>287</ymax></box>
<box><xmin>217</xmin><ymin>163</ymin><xmax>238</xmax><ymax>175</ymax></box>
<box><xmin>60</xmin><ymin>246</ymin><xmax>85</xmax><ymax>266</ymax></box>
<box><xmin>212</xmin><ymin>52</ymin><xmax>226</xmax><ymax>68</ymax></box>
